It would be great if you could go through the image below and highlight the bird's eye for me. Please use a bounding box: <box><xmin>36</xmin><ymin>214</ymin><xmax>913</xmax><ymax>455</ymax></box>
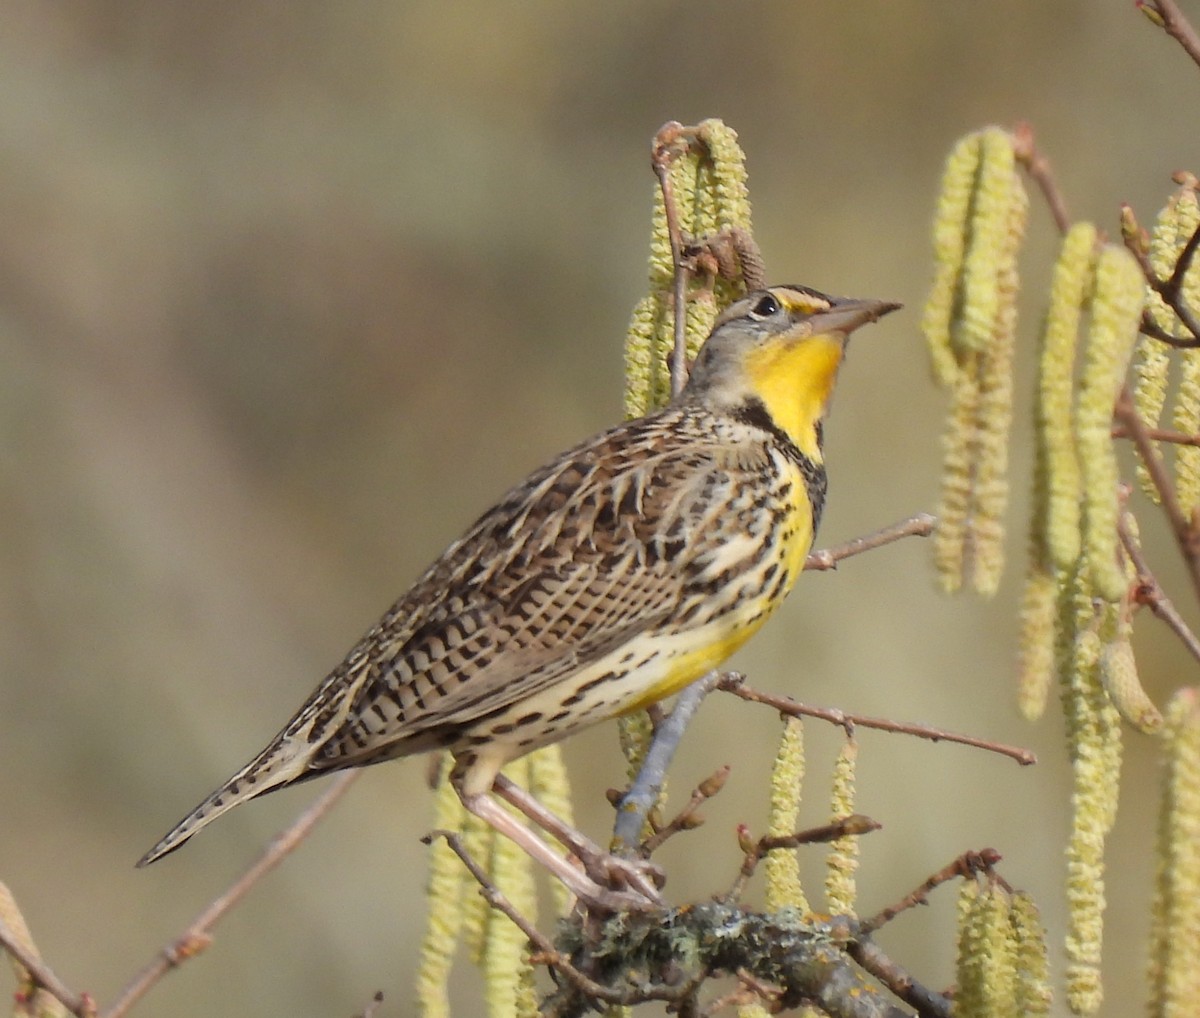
<box><xmin>751</xmin><ymin>293</ymin><xmax>781</xmax><ymax>317</ymax></box>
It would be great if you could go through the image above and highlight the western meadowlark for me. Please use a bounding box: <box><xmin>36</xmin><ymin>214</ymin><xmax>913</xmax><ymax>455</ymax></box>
<box><xmin>138</xmin><ymin>285</ymin><xmax>898</xmax><ymax>908</ymax></box>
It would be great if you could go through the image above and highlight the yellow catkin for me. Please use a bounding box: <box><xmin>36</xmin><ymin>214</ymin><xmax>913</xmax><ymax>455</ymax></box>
<box><xmin>1019</xmin><ymin>226</ymin><xmax>1094</xmax><ymax>719</ymax></box>
<box><xmin>514</xmin><ymin>951</ymin><xmax>541</xmax><ymax>1018</ymax></box>
<box><xmin>955</xmin><ymin>880</ymin><xmax>985</xmax><ymax>1017</ymax></box>
<box><xmin>1016</xmin><ymin>565</ymin><xmax>1058</xmax><ymax>721</ymax></box>
<box><xmin>416</xmin><ymin>769</ymin><xmax>474</xmax><ymax>1018</ymax></box>
<box><xmin>623</xmin><ymin>292</ymin><xmax>671</xmax><ymax>419</ymax></box>
<box><xmin>824</xmin><ymin>739</ymin><xmax>859</xmax><ymax>916</ymax></box>
<box><xmin>625</xmin><ymin>119</ymin><xmax>754</xmax><ymax>418</ymax></box>
<box><xmin>1060</xmin><ymin>560</ymin><xmax>1123</xmax><ymax>1016</ymax></box>
<box><xmin>1171</xmin><ymin>200</ymin><xmax>1200</xmax><ymax>516</ymax></box>
<box><xmin>1172</xmin><ymin>185</ymin><xmax>1200</xmax><ymax>517</ymax></box>
<box><xmin>1077</xmin><ymin>245</ymin><xmax>1147</xmax><ymax>603</ymax></box>
<box><xmin>483</xmin><ymin>759</ymin><xmax>540</xmax><ymax>1018</ymax></box>
<box><xmin>957</xmin><ymin>128</ymin><xmax>1017</xmax><ymax>357</ymax></box>
<box><xmin>528</xmin><ymin>744</ymin><xmax>576</xmax><ymax>916</ymax></box>
<box><xmin>1133</xmin><ymin>339</ymin><xmax>1170</xmax><ymax>504</ymax></box>
<box><xmin>695</xmin><ymin>119</ymin><xmax>753</xmax><ymax>234</ymax></box>
<box><xmin>1094</xmin><ymin>520</ymin><xmax>1162</xmax><ymax>733</ymax></box>
<box><xmin>927</xmin><ymin>129</ymin><xmax>1027</xmax><ymax>597</ymax></box>
<box><xmin>1133</xmin><ymin>184</ymin><xmax>1199</xmax><ymax>502</ymax></box>
<box><xmin>924</xmin><ymin>132</ymin><xmax>983</xmax><ymax>387</ymax></box>
<box><xmin>1173</xmin><ymin>346</ymin><xmax>1200</xmax><ymax>518</ymax></box>
<box><xmin>764</xmin><ymin>717</ymin><xmax>810</xmax><ymax>912</ymax></box>
<box><xmin>934</xmin><ymin>361</ymin><xmax>980</xmax><ymax>592</ymax></box>
<box><xmin>1010</xmin><ymin>892</ymin><xmax>1053</xmax><ymax>1016</ymax></box>
<box><xmin>1017</xmin><ymin>382</ymin><xmax>1055</xmax><ymax>720</ymax></box>
<box><xmin>975</xmin><ymin>886</ymin><xmax>1018</xmax><ymax>1018</ymax></box>
<box><xmin>1099</xmin><ymin>626</ymin><xmax>1163</xmax><ymax>734</ymax></box>
<box><xmin>1148</xmin><ymin>688</ymin><xmax>1200</xmax><ymax>1018</ymax></box>
<box><xmin>970</xmin><ymin>172</ymin><xmax>1027</xmax><ymax>595</ymax></box>
<box><xmin>1038</xmin><ymin>222</ymin><xmax>1097</xmax><ymax>570</ymax></box>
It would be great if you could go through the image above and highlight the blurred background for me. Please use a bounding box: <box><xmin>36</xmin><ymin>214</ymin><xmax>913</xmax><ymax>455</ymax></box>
<box><xmin>2</xmin><ymin>2</ymin><xmax>1196</xmax><ymax>1015</ymax></box>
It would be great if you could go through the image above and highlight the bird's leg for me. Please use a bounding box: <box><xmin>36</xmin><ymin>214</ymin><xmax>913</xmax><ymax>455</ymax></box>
<box><xmin>457</xmin><ymin>788</ymin><xmax>662</xmax><ymax>913</ymax></box>
<box><xmin>491</xmin><ymin>774</ymin><xmax>666</xmax><ymax>902</ymax></box>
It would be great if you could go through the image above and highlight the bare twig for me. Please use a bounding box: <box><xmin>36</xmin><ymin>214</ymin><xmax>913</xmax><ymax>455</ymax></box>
<box><xmin>0</xmin><ymin>916</ymin><xmax>92</xmax><ymax>1017</ymax></box>
<box><xmin>858</xmin><ymin>848</ymin><xmax>1003</xmax><ymax>935</ymax></box>
<box><xmin>845</xmin><ymin>936</ymin><xmax>952</xmax><ymax>1018</ymax></box>
<box><xmin>1123</xmin><ymin>201</ymin><xmax>1200</xmax><ymax>346</ymax></box>
<box><xmin>1113</xmin><ymin>389</ymin><xmax>1200</xmax><ymax>605</ymax></box>
<box><xmin>612</xmin><ymin>670</ymin><xmax>725</xmax><ymax>853</ymax></box>
<box><xmin>638</xmin><ymin>764</ymin><xmax>730</xmax><ymax>855</ymax></box>
<box><xmin>1119</xmin><ymin>510</ymin><xmax>1200</xmax><ymax>665</ymax></box>
<box><xmin>1153</xmin><ymin>239</ymin><xmax>1200</xmax><ymax>344</ymax></box>
<box><xmin>1139</xmin><ymin>0</ymin><xmax>1200</xmax><ymax>71</ymax></box>
<box><xmin>719</xmin><ymin>674</ymin><xmax>1036</xmax><ymax>766</ymax></box>
<box><xmin>804</xmin><ymin>513</ymin><xmax>937</xmax><ymax>571</ymax></box>
<box><xmin>102</xmin><ymin>772</ymin><xmax>358</xmax><ymax>1018</ymax></box>
<box><xmin>1113</xmin><ymin>423</ymin><xmax>1200</xmax><ymax>446</ymax></box>
<box><xmin>1011</xmin><ymin>122</ymin><xmax>1070</xmax><ymax>235</ymax></box>
<box><xmin>726</xmin><ymin>816</ymin><xmax>881</xmax><ymax>902</ymax></box>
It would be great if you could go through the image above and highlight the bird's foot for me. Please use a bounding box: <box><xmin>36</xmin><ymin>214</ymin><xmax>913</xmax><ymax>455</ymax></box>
<box><xmin>578</xmin><ymin>850</ymin><xmax>667</xmax><ymax>907</ymax></box>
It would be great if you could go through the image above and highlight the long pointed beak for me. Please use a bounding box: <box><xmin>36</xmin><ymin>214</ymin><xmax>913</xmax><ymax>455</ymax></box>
<box><xmin>811</xmin><ymin>297</ymin><xmax>902</xmax><ymax>336</ymax></box>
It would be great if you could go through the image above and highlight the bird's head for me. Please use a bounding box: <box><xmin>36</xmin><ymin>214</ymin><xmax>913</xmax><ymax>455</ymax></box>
<box><xmin>683</xmin><ymin>284</ymin><xmax>900</xmax><ymax>460</ymax></box>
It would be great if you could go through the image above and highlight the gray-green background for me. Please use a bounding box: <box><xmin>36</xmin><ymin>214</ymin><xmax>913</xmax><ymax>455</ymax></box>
<box><xmin>2</xmin><ymin>4</ymin><xmax>1193</xmax><ymax>1016</ymax></box>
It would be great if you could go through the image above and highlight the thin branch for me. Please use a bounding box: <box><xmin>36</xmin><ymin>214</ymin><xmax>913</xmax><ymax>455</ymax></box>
<box><xmin>1119</xmin><ymin>510</ymin><xmax>1200</xmax><ymax>665</ymax></box>
<box><xmin>1122</xmin><ymin>191</ymin><xmax>1200</xmax><ymax>346</ymax></box>
<box><xmin>638</xmin><ymin>763</ymin><xmax>731</xmax><ymax>855</ymax></box>
<box><xmin>1162</xmin><ymin>212</ymin><xmax>1200</xmax><ymax>300</ymax></box>
<box><xmin>1011</xmin><ymin>122</ymin><xmax>1070</xmax><ymax>235</ymax></box>
<box><xmin>725</xmin><ymin>816</ymin><xmax>881</xmax><ymax>902</ymax></box>
<box><xmin>101</xmin><ymin>772</ymin><xmax>358</xmax><ymax>1018</ymax></box>
<box><xmin>1113</xmin><ymin>389</ymin><xmax>1200</xmax><ymax>605</ymax></box>
<box><xmin>845</xmin><ymin>936</ymin><xmax>952</xmax><ymax>1018</ymax></box>
<box><xmin>804</xmin><ymin>513</ymin><xmax>937</xmax><ymax>571</ymax></box>
<box><xmin>1139</xmin><ymin>0</ymin><xmax>1200</xmax><ymax>71</ymax></box>
<box><xmin>1151</xmin><ymin>231</ymin><xmax>1200</xmax><ymax>345</ymax></box>
<box><xmin>719</xmin><ymin>674</ymin><xmax>1036</xmax><ymax>766</ymax></box>
<box><xmin>858</xmin><ymin>848</ymin><xmax>1003</xmax><ymax>935</ymax></box>
<box><xmin>1113</xmin><ymin>423</ymin><xmax>1200</xmax><ymax>446</ymax></box>
<box><xmin>612</xmin><ymin>670</ymin><xmax>724</xmax><ymax>853</ymax></box>
<box><xmin>0</xmin><ymin>917</ymin><xmax>92</xmax><ymax>1017</ymax></box>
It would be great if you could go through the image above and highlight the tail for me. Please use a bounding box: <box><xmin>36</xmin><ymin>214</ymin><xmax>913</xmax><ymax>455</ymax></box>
<box><xmin>136</xmin><ymin>736</ymin><xmax>312</xmax><ymax>867</ymax></box>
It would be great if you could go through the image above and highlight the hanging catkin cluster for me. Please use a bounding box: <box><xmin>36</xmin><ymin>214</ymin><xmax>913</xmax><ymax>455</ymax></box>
<box><xmin>1147</xmin><ymin>688</ymin><xmax>1200</xmax><ymax>1018</ymax></box>
<box><xmin>999</xmin><ymin>221</ymin><xmax>1148</xmax><ymax>1015</ymax></box>
<box><xmin>1017</xmin><ymin>231</ymin><xmax>1148</xmax><ymax>724</ymax></box>
<box><xmin>954</xmin><ymin>881</ymin><xmax>1052</xmax><ymax>1018</ymax></box>
<box><xmin>417</xmin><ymin>749</ymin><xmax>573</xmax><ymax>1018</ymax></box>
<box><xmin>923</xmin><ymin>127</ymin><xmax>1029</xmax><ymax>596</ymax></box>
<box><xmin>1131</xmin><ymin>176</ymin><xmax>1200</xmax><ymax>512</ymax></box>
<box><xmin>624</xmin><ymin>119</ymin><xmax>755</xmax><ymax>419</ymax></box>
